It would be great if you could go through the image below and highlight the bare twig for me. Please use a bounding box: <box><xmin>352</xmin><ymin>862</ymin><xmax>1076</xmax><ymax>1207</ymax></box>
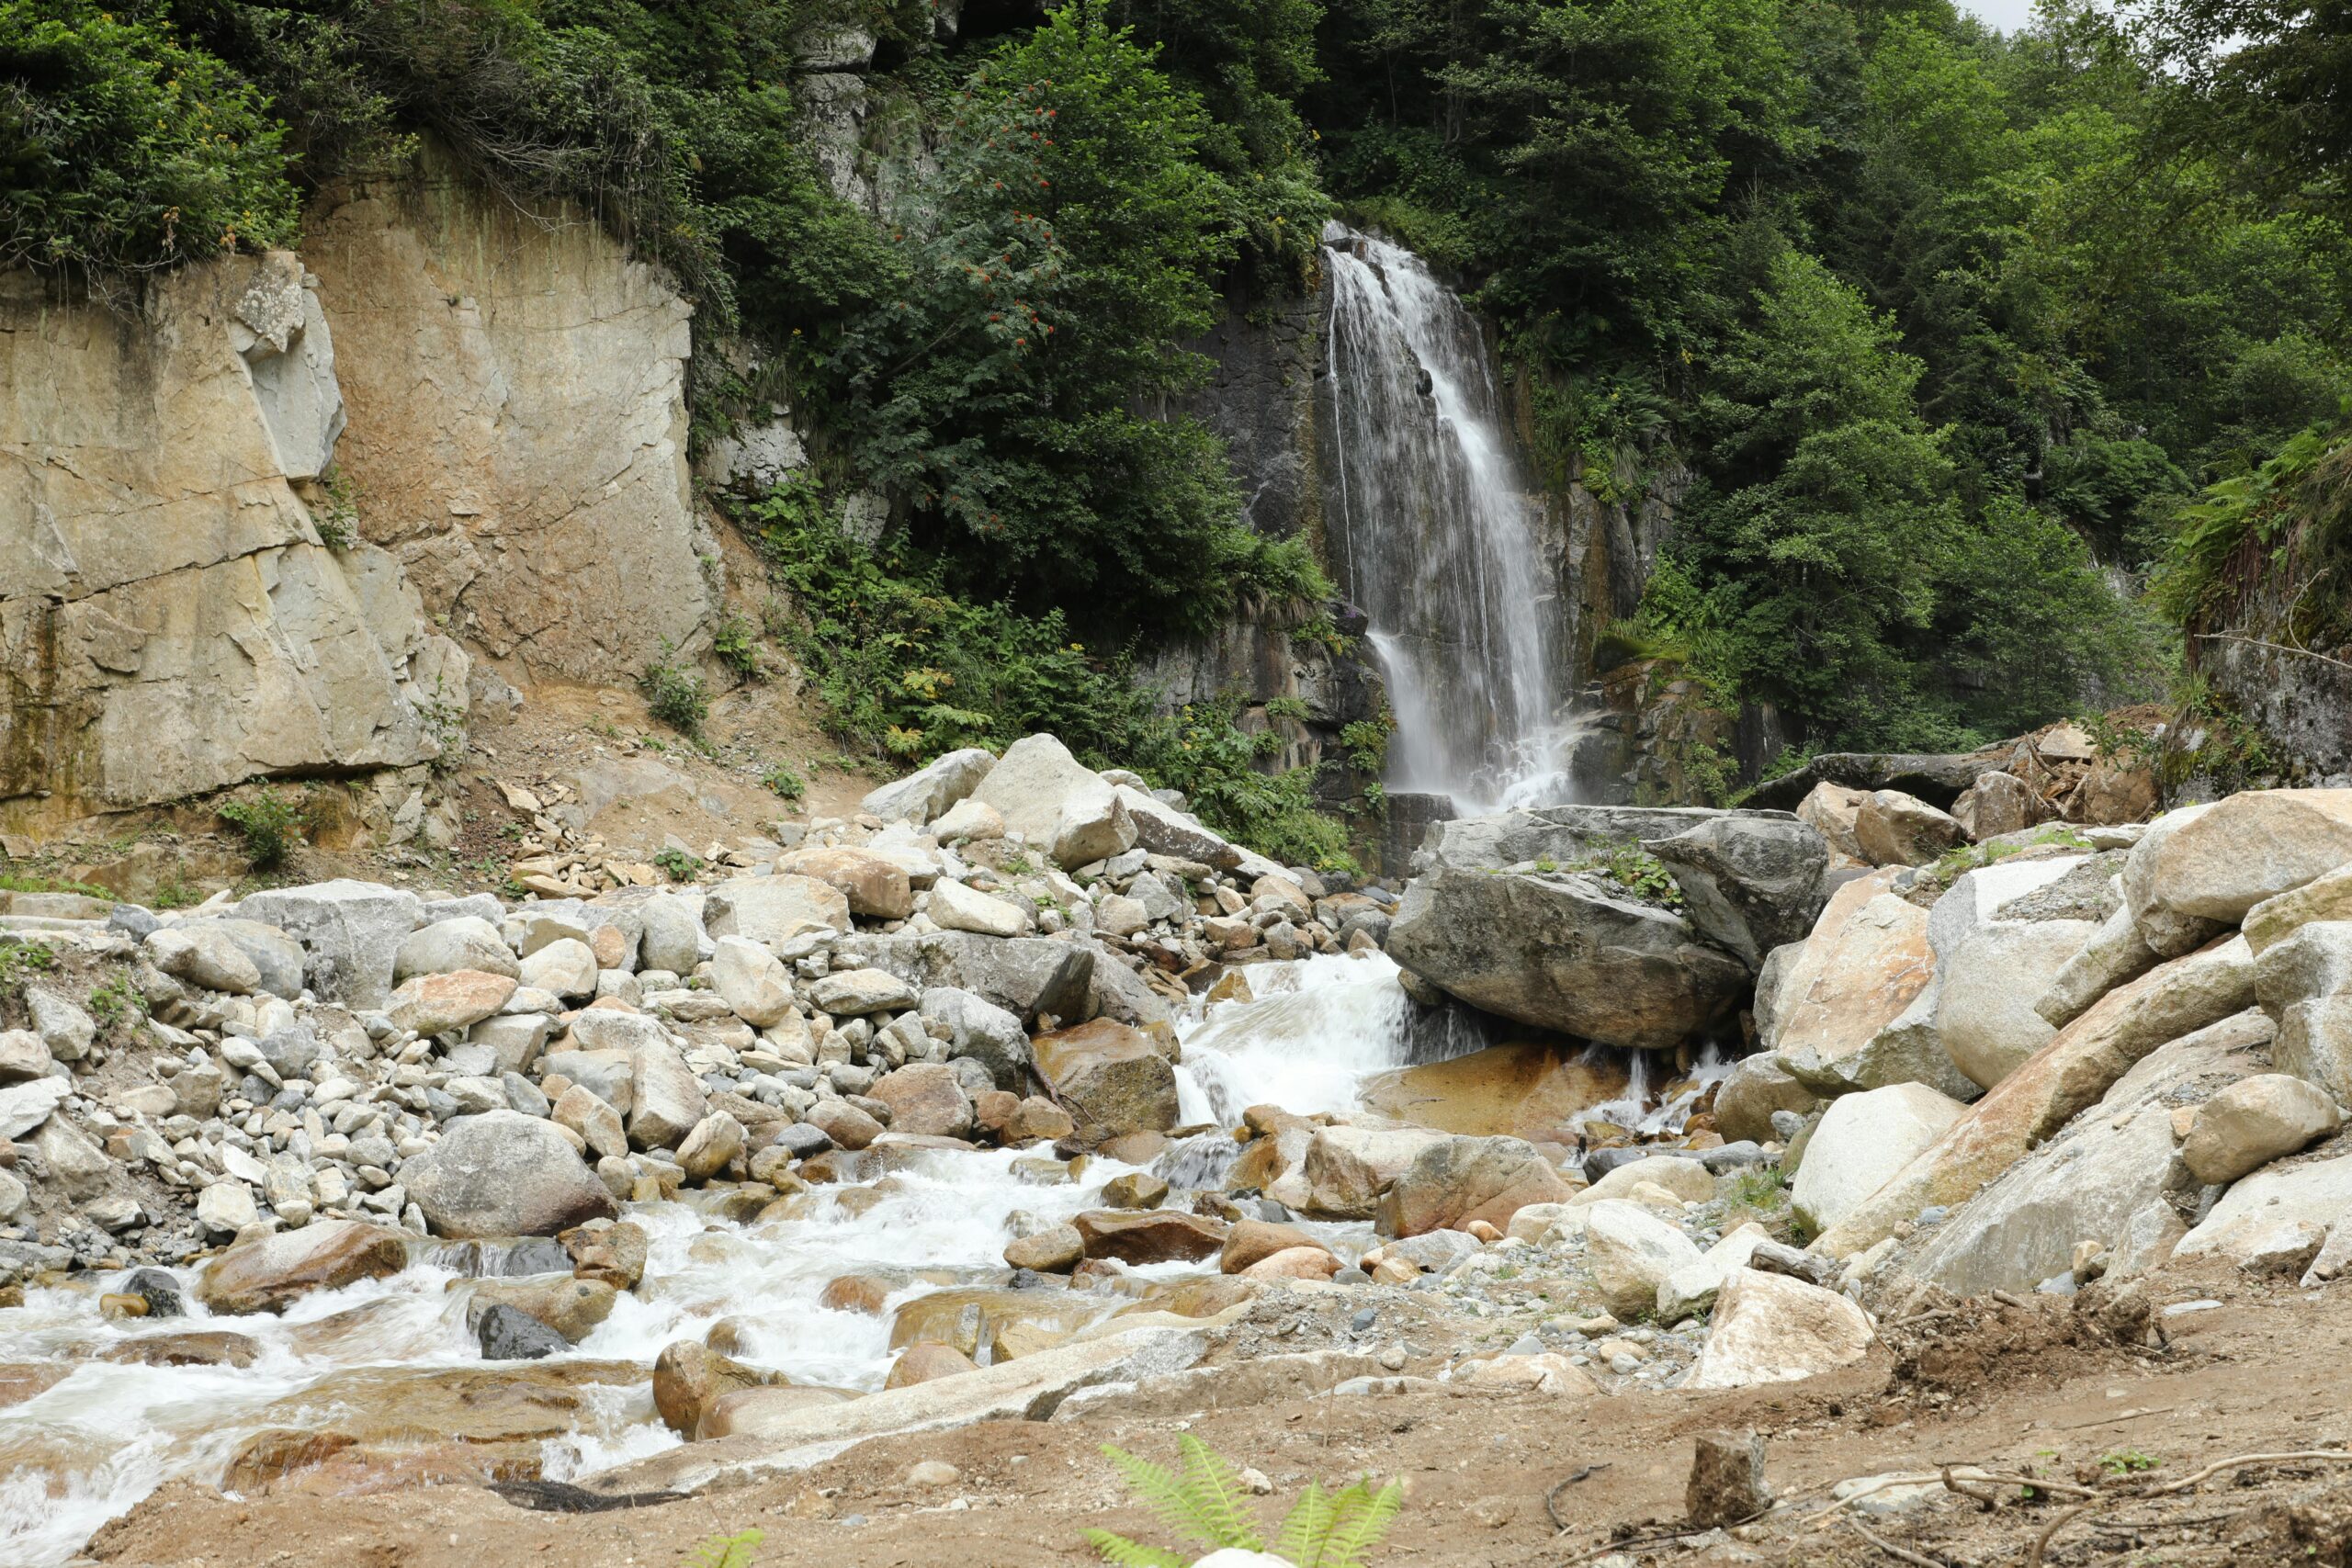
<box><xmin>2151</xmin><ymin>1450</ymin><xmax>2352</xmax><ymax>1495</ymax></box>
<box><xmin>1849</xmin><ymin>1520</ymin><xmax>1949</xmax><ymax>1567</ymax></box>
<box><xmin>1559</xmin><ymin>1510</ymin><xmax>1765</xmax><ymax>1564</ymax></box>
<box><xmin>2026</xmin><ymin>1501</ymin><xmax>2097</xmax><ymax>1568</ymax></box>
<box><xmin>1939</xmin><ymin>1464</ymin><xmax>2001</xmax><ymax>1511</ymax></box>
<box><xmin>1544</xmin><ymin>1465</ymin><xmax>1609</xmax><ymax>1532</ymax></box>
<box><xmin>2056</xmin><ymin>1404</ymin><xmax>2175</xmax><ymax>1431</ymax></box>
<box><xmin>1956</xmin><ymin>1471</ymin><xmax>2100</xmax><ymax>1500</ymax></box>
<box><xmin>2195</xmin><ymin>632</ymin><xmax>2352</xmax><ymax>676</ymax></box>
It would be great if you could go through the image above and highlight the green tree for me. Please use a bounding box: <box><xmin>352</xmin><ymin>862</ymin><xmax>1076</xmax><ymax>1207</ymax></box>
<box><xmin>1</xmin><ymin>0</ymin><xmax>299</xmax><ymax>282</ymax></box>
<box><xmin>826</xmin><ymin>2</ymin><xmax>1296</xmax><ymax>636</ymax></box>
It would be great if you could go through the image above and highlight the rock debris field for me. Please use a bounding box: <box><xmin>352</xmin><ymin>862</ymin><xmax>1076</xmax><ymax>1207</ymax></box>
<box><xmin>7</xmin><ymin>740</ymin><xmax>2352</xmax><ymax>1566</ymax></box>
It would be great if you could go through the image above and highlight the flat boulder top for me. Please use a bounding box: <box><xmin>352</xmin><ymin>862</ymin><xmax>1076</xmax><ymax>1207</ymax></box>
<box><xmin>1745</xmin><ymin>752</ymin><xmax>2003</xmax><ymax>812</ymax></box>
<box><xmin>197</xmin><ymin>1219</ymin><xmax>413</xmax><ymax>1314</ymax></box>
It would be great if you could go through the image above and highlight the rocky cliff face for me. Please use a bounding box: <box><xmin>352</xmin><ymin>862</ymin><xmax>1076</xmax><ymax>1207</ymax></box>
<box><xmin>304</xmin><ymin>162</ymin><xmax>716</xmax><ymax>686</ymax></box>
<box><xmin>2185</xmin><ymin>518</ymin><xmax>2352</xmax><ymax>785</ymax></box>
<box><xmin>1142</xmin><ymin>283</ymin><xmax>1388</xmax><ymax>815</ymax></box>
<box><xmin>0</xmin><ymin>255</ymin><xmax>456</xmax><ymax>829</ymax></box>
<box><xmin>1</xmin><ymin>159</ymin><xmax>726</xmax><ymax>832</ymax></box>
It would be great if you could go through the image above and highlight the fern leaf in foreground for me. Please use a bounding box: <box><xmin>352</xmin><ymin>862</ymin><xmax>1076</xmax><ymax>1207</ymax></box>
<box><xmin>1315</xmin><ymin>1481</ymin><xmax>1404</xmax><ymax>1568</ymax></box>
<box><xmin>1177</xmin><ymin>1433</ymin><xmax>1267</xmax><ymax>1551</ymax></box>
<box><xmin>1083</xmin><ymin>1528</ymin><xmax>1191</xmax><ymax>1568</ymax></box>
<box><xmin>1273</xmin><ymin>1482</ymin><xmax>1335</xmax><ymax>1564</ymax></box>
<box><xmin>1102</xmin><ymin>1443</ymin><xmax>1215</xmax><ymax>1551</ymax></box>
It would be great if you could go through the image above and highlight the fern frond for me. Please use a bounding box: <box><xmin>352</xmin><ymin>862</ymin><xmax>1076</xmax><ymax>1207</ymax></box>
<box><xmin>1319</xmin><ymin>1480</ymin><xmax>1404</xmax><ymax>1568</ymax></box>
<box><xmin>1274</xmin><ymin>1482</ymin><xmax>1334</xmax><ymax>1565</ymax></box>
<box><xmin>1100</xmin><ymin>1443</ymin><xmax>1215</xmax><ymax>1550</ymax></box>
<box><xmin>1177</xmin><ymin>1433</ymin><xmax>1266</xmax><ymax>1550</ymax></box>
<box><xmin>1083</xmin><ymin>1528</ymin><xmax>1190</xmax><ymax>1568</ymax></box>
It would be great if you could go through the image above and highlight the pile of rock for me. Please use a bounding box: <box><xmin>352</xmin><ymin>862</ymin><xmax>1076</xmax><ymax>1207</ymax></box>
<box><xmin>0</xmin><ymin>734</ymin><xmax>1376</xmax><ymax>1288</ymax></box>
<box><xmin>1711</xmin><ymin>786</ymin><xmax>2352</xmax><ymax>1301</ymax></box>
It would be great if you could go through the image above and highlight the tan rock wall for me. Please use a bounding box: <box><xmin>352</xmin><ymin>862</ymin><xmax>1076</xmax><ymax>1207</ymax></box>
<box><xmin>0</xmin><ymin>258</ymin><xmax>440</xmax><ymax>826</ymax></box>
<box><xmin>302</xmin><ymin>163</ymin><xmax>713</xmax><ymax>685</ymax></box>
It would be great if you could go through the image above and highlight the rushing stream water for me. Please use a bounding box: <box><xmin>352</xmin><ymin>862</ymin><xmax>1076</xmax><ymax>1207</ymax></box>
<box><xmin>0</xmin><ymin>954</ymin><xmax>1718</xmax><ymax>1564</ymax></box>
<box><xmin>1322</xmin><ymin>228</ymin><xmax>1575</xmax><ymax>811</ymax></box>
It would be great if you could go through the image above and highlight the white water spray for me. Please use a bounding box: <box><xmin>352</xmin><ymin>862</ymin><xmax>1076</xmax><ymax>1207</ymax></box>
<box><xmin>1323</xmin><ymin>229</ymin><xmax>1576</xmax><ymax>810</ymax></box>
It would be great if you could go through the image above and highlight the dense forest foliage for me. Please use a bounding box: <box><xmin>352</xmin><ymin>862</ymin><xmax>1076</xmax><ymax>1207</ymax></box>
<box><xmin>6</xmin><ymin>0</ymin><xmax>2349</xmax><ymax>784</ymax></box>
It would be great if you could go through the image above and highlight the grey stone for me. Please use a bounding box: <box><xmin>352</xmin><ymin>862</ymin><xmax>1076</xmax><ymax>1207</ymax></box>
<box><xmin>919</xmin><ymin>987</ymin><xmax>1031</xmax><ymax>1090</ymax></box>
<box><xmin>402</xmin><ymin>1111</ymin><xmax>618</xmax><ymax>1237</ymax></box>
<box><xmin>835</xmin><ymin>931</ymin><xmax>1095</xmax><ymax>1027</ymax></box>
<box><xmin>395</xmin><ymin>916</ymin><xmax>519</xmax><ymax>981</ymax></box>
<box><xmin>476</xmin><ymin>1302</ymin><xmax>567</xmax><ymax>1359</ymax></box>
<box><xmin>234</xmin><ymin>881</ymin><xmax>424</xmax><ymax>1009</ymax></box>
<box><xmin>1387</xmin><ymin>866</ymin><xmax>1747</xmax><ymax>1051</ymax></box>
<box><xmin>1644</xmin><ymin>815</ymin><xmax>1831</xmax><ymax>966</ymax></box>
<box><xmin>862</xmin><ymin>748</ymin><xmax>997</xmax><ymax>826</ymax></box>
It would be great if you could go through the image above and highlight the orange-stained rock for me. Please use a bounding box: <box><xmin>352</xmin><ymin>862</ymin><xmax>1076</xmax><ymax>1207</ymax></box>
<box><xmin>1241</xmin><ymin>1246</ymin><xmax>1342</xmax><ymax>1281</ymax></box>
<box><xmin>885</xmin><ymin>1341</ymin><xmax>977</xmax><ymax>1389</ymax></box>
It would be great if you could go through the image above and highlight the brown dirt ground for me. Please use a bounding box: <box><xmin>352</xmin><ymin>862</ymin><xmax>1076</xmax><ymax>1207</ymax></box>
<box><xmin>82</xmin><ymin>1261</ymin><xmax>2352</xmax><ymax>1568</ymax></box>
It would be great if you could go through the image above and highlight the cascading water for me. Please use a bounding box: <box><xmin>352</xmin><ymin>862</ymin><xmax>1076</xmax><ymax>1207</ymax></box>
<box><xmin>1321</xmin><ymin>227</ymin><xmax>1575</xmax><ymax>810</ymax></box>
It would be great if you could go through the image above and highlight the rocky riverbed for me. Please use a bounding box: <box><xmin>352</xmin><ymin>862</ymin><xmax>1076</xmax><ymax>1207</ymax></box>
<box><xmin>9</xmin><ymin>741</ymin><xmax>2352</xmax><ymax>1568</ymax></box>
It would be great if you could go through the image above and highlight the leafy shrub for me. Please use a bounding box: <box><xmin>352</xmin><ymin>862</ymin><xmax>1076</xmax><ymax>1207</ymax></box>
<box><xmin>652</xmin><ymin>846</ymin><xmax>703</xmax><ymax>883</ymax></box>
<box><xmin>1089</xmin><ymin>1434</ymin><xmax>1403</xmax><ymax>1568</ymax></box>
<box><xmin>86</xmin><ymin>972</ymin><xmax>147</xmax><ymax>1028</ymax></box>
<box><xmin>311</xmin><ymin>470</ymin><xmax>360</xmax><ymax>551</ymax></box>
<box><xmin>760</xmin><ymin>763</ymin><xmax>806</xmax><ymax>800</ymax></box>
<box><xmin>683</xmin><ymin>1530</ymin><xmax>763</xmax><ymax>1568</ymax></box>
<box><xmin>0</xmin><ymin>941</ymin><xmax>58</xmax><ymax>999</ymax></box>
<box><xmin>0</xmin><ymin>0</ymin><xmax>300</xmax><ymax>285</ymax></box>
<box><xmin>639</xmin><ymin>643</ymin><xmax>709</xmax><ymax>737</ymax></box>
<box><xmin>218</xmin><ymin>790</ymin><xmax>305</xmax><ymax>869</ymax></box>
<box><xmin>712</xmin><ymin>611</ymin><xmax>761</xmax><ymax>682</ymax></box>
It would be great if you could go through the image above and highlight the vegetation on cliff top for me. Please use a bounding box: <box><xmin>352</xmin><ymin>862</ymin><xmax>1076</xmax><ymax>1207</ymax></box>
<box><xmin>5</xmin><ymin>0</ymin><xmax>2349</xmax><ymax>763</ymax></box>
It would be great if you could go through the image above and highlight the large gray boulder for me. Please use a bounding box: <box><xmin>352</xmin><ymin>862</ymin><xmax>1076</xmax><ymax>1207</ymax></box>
<box><xmin>1771</xmin><ymin>870</ymin><xmax>1974</xmax><ymax>1099</ymax></box>
<box><xmin>861</xmin><ymin>747</ymin><xmax>997</xmax><ymax>826</ymax></box>
<box><xmin>628</xmin><ymin>1038</ymin><xmax>709</xmax><ymax>1152</ymax></box>
<box><xmin>1111</xmin><ymin>785</ymin><xmax>1241</xmax><ymax>871</ymax></box>
<box><xmin>235</xmin><ymin>881</ymin><xmax>424</xmax><ymax>1009</ymax></box>
<box><xmin>1791</xmin><ymin>1082</ymin><xmax>1966</xmax><ymax>1234</ymax></box>
<box><xmin>2129</xmin><ymin>789</ymin><xmax>2352</xmax><ymax>931</ymax></box>
<box><xmin>1853</xmin><ymin>789</ymin><xmax>1967</xmax><ymax>867</ymax></box>
<box><xmin>2036</xmin><ymin>901</ymin><xmax>2165</xmax><ymax>1031</ymax></box>
<box><xmin>919</xmin><ymin>987</ymin><xmax>1032</xmax><ymax>1089</ymax></box>
<box><xmin>2256</xmin><ymin>920</ymin><xmax>2352</xmax><ymax>1101</ymax></box>
<box><xmin>705</xmin><ymin>874</ymin><xmax>849</xmax><ymax>945</ymax></box>
<box><xmin>184</xmin><ymin>919</ymin><xmax>309</xmax><ymax>998</ymax></box>
<box><xmin>1643</xmin><ymin>815</ymin><xmax>1830</xmax><ymax>966</ymax></box>
<box><xmin>835</xmin><ymin>931</ymin><xmax>1094</xmax><ymax>1027</ymax></box>
<box><xmin>1928</xmin><ymin>857</ymin><xmax>2101</xmax><ymax>1090</ymax></box>
<box><xmin>1713</xmin><ymin>1053</ymin><xmax>1823</xmax><ymax>1145</ymax></box>
<box><xmin>2183</xmin><ymin>1073</ymin><xmax>2345</xmax><ymax>1185</ymax></box>
<box><xmin>1584</xmin><ymin>1200</ymin><xmax>1703</xmax><ymax>1318</ymax></box>
<box><xmin>402</xmin><ymin>1111</ymin><xmax>617</xmax><ymax>1238</ymax></box>
<box><xmin>638</xmin><ymin>892</ymin><xmax>707</xmax><ymax>975</ymax></box>
<box><xmin>1387</xmin><ymin>866</ymin><xmax>1747</xmax><ymax>1051</ymax></box>
<box><xmin>969</xmin><ymin>734</ymin><xmax>1136</xmax><ymax>868</ymax></box>
<box><xmin>1414</xmin><ymin>804</ymin><xmax>1733</xmax><ymax>875</ymax></box>
<box><xmin>395</xmin><ymin>916</ymin><xmax>520</xmax><ymax>981</ymax></box>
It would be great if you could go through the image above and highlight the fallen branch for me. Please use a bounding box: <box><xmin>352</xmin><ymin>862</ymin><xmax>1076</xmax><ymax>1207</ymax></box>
<box><xmin>1939</xmin><ymin>1464</ymin><xmax>2001</xmax><ymax>1511</ymax></box>
<box><xmin>2056</xmin><ymin>1404</ymin><xmax>2175</xmax><ymax>1431</ymax></box>
<box><xmin>2151</xmin><ymin>1450</ymin><xmax>2352</xmax><ymax>1495</ymax></box>
<box><xmin>1849</xmin><ymin>1520</ymin><xmax>1949</xmax><ymax>1567</ymax></box>
<box><xmin>1544</xmin><ymin>1464</ymin><xmax>1610</xmax><ymax>1532</ymax></box>
<box><xmin>1558</xmin><ymin>1510</ymin><xmax>1765</xmax><ymax>1564</ymax></box>
<box><xmin>2026</xmin><ymin>1502</ymin><xmax>2097</xmax><ymax>1568</ymax></box>
<box><xmin>2196</xmin><ymin>632</ymin><xmax>2352</xmax><ymax>677</ymax></box>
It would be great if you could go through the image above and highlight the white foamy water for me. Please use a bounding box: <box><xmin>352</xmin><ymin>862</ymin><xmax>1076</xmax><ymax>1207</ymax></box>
<box><xmin>0</xmin><ymin>952</ymin><xmax>1670</xmax><ymax>1563</ymax></box>
<box><xmin>1172</xmin><ymin>953</ymin><xmax>1427</xmax><ymax>1126</ymax></box>
<box><xmin>0</xmin><ymin>1143</ymin><xmax>1158</xmax><ymax>1564</ymax></box>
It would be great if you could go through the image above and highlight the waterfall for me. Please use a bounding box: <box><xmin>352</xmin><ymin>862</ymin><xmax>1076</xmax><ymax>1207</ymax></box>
<box><xmin>1322</xmin><ymin>226</ymin><xmax>1570</xmax><ymax>810</ymax></box>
